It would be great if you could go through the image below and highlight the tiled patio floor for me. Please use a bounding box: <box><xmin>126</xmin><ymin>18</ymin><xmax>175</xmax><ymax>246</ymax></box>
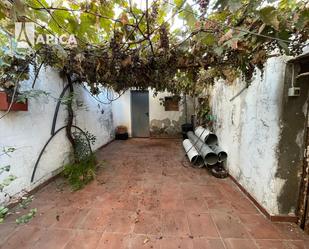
<box><xmin>1</xmin><ymin>138</ymin><xmax>309</xmax><ymax>249</ymax></box>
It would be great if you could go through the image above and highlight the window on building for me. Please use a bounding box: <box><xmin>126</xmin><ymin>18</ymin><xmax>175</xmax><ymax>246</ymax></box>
<box><xmin>164</xmin><ymin>96</ymin><xmax>180</xmax><ymax>111</ymax></box>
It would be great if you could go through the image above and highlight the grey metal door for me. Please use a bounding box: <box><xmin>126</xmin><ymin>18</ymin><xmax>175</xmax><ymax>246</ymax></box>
<box><xmin>131</xmin><ymin>90</ymin><xmax>149</xmax><ymax>137</ymax></box>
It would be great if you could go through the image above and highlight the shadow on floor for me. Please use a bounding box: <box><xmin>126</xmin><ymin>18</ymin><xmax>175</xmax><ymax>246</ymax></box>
<box><xmin>0</xmin><ymin>139</ymin><xmax>308</xmax><ymax>249</ymax></box>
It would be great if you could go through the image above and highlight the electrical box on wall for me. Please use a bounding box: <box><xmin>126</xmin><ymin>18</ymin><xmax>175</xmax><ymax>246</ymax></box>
<box><xmin>288</xmin><ymin>87</ymin><xmax>301</xmax><ymax>97</ymax></box>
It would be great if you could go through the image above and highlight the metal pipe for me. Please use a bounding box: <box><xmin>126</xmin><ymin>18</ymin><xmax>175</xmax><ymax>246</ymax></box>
<box><xmin>296</xmin><ymin>72</ymin><xmax>309</xmax><ymax>79</ymax></box>
<box><xmin>210</xmin><ymin>145</ymin><xmax>228</xmax><ymax>162</ymax></box>
<box><xmin>182</xmin><ymin>139</ymin><xmax>204</xmax><ymax>167</ymax></box>
<box><xmin>194</xmin><ymin>126</ymin><xmax>218</xmax><ymax>146</ymax></box>
<box><xmin>31</xmin><ymin>125</ymin><xmax>93</xmax><ymax>183</ymax></box>
<box><xmin>187</xmin><ymin>131</ymin><xmax>218</xmax><ymax>165</ymax></box>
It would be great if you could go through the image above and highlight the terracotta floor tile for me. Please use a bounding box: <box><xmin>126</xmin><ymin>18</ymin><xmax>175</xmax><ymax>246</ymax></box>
<box><xmin>183</xmin><ymin>196</ymin><xmax>208</xmax><ymax>213</ymax></box>
<box><xmin>160</xmin><ymin>183</ymin><xmax>182</xmax><ymax>198</ymax></box>
<box><xmin>29</xmin><ymin>204</ymin><xmax>59</xmax><ymax>227</ymax></box>
<box><xmin>125</xmin><ymin>180</ymin><xmax>144</xmax><ymax>195</ymax></box>
<box><xmin>176</xmin><ymin>173</ymin><xmax>198</xmax><ymax>183</ymax></box>
<box><xmin>79</xmin><ymin>208</ymin><xmax>112</xmax><ymax>230</ymax></box>
<box><xmin>305</xmin><ymin>240</ymin><xmax>309</xmax><ymax>249</ymax></box>
<box><xmin>142</xmin><ymin>183</ymin><xmax>162</xmax><ymax>195</ymax></box>
<box><xmin>196</xmin><ymin>185</ymin><xmax>223</xmax><ymax>198</ymax></box>
<box><xmin>162</xmin><ymin>166</ymin><xmax>179</xmax><ymax>177</ymax></box>
<box><xmin>230</xmin><ymin>198</ymin><xmax>259</xmax><ymax>215</ymax></box>
<box><xmin>219</xmin><ymin>184</ymin><xmax>246</xmax><ymax>201</ymax></box>
<box><xmin>181</xmin><ymin>184</ymin><xmax>202</xmax><ymax>200</ymax></box>
<box><xmin>105</xmin><ymin>210</ymin><xmax>135</xmax><ymax>233</ymax></box>
<box><xmin>274</xmin><ymin>222</ymin><xmax>308</xmax><ymax>240</ymax></box>
<box><xmin>97</xmin><ymin>232</ymin><xmax>131</xmax><ymax>249</ymax></box>
<box><xmin>212</xmin><ymin>213</ymin><xmax>249</xmax><ymax>238</ymax></box>
<box><xmin>1</xmin><ymin>139</ymin><xmax>309</xmax><ymax>248</ymax></box>
<box><xmin>197</xmin><ymin>173</ymin><xmax>217</xmax><ymax>185</ymax></box>
<box><xmin>161</xmin><ymin>211</ymin><xmax>190</xmax><ymax>236</ymax></box>
<box><xmin>187</xmin><ymin>213</ymin><xmax>219</xmax><ymax>238</ymax></box>
<box><xmin>114</xmin><ymin>194</ymin><xmax>140</xmax><ymax>211</ymax></box>
<box><xmin>224</xmin><ymin>239</ymin><xmax>259</xmax><ymax>249</ymax></box>
<box><xmin>160</xmin><ymin>237</ymin><xmax>194</xmax><ymax>249</ymax></box>
<box><xmin>64</xmin><ymin>230</ymin><xmax>102</xmax><ymax>249</ymax></box>
<box><xmin>53</xmin><ymin>208</ymin><xmax>88</xmax><ymax>229</ymax></box>
<box><xmin>134</xmin><ymin>211</ymin><xmax>162</xmax><ymax>235</ymax></box>
<box><xmin>255</xmin><ymin>239</ymin><xmax>307</xmax><ymax>249</ymax></box>
<box><xmin>239</xmin><ymin>214</ymin><xmax>283</xmax><ymax>239</ymax></box>
<box><xmin>33</xmin><ymin>228</ymin><xmax>74</xmax><ymax>249</ymax></box>
<box><xmin>130</xmin><ymin>235</ymin><xmax>161</xmax><ymax>249</ymax></box>
<box><xmin>92</xmin><ymin>192</ymin><xmax>122</xmax><ymax>210</ymax></box>
<box><xmin>0</xmin><ymin>222</ymin><xmax>18</xmax><ymax>246</ymax></box>
<box><xmin>138</xmin><ymin>194</ymin><xmax>161</xmax><ymax>212</ymax></box>
<box><xmin>2</xmin><ymin>225</ymin><xmax>43</xmax><ymax>249</ymax></box>
<box><xmin>67</xmin><ymin>191</ymin><xmax>97</xmax><ymax>208</ymax></box>
<box><xmin>193</xmin><ymin>238</ymin><xmax>226</xmax><ymax>249</ymax></box>
<box><xmin>205</xmin><ymin>197</ymin><xmax>233</xmax><ymax>213</ymax></box>
<box><xmin>161</xmin><ymin>175</ymin><xmax>181</xmax><ymax>185</ymax></box>
<box><xmin>101</xmin><ymin>181</ymin><xmax>128</xmax><ymax>195</ymax></box>
<box><xmin>160</xmin><ymin>196</ymin><xmax>184</xmax><ymax>211</ymax></box>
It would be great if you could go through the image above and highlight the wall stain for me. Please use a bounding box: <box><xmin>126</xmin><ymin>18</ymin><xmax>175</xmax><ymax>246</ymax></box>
<box><xmin>276</xmin><ymin>63</ymin><xmax>309</xmax><ymax>214</ymax></box>
<box><xmin>150</xmin><ymin>108</ymin><xmax>186</xmax><ymax>138</ymax></box>
<box><xmin>150</xmin><ymin>118</ymin><xmax>182</xmax><ymax>137</ymax></box>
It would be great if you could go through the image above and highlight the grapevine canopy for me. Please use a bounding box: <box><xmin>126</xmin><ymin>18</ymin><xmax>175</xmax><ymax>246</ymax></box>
<box><xmin>0</xmin><ymin>0</ymin><xmax>308</xmax><ymax>95</ymax></box>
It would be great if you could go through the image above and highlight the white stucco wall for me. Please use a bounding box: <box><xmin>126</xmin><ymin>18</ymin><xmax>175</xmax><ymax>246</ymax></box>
<box><xmin>0</xmin><ymin>67</ymin><xmax>114</xmax><ymax>204</ymax></box>
<box><xmin>210</xmin><ymin>56</ymin><xmax>287</xmax><ymax>215</ymax></box>
<box><xmin>112</xmin><ymin>90</ymin><xmax>132</xmax><ymax>135</ymax></box>
<box><xmin>149</xmin><ymin>91</ymin><xmax>185</xmax><ymax>122</ymax></box>
<box><xmin>112</xmin><ymin>89</ymin><xmax>193</xmax><ymax>137</ymax></box>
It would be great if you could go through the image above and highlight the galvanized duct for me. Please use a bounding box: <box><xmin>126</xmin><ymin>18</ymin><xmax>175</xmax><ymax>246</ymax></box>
<box><xmin>187</xmin><ymin>131</ymin><xmax>218</xmax><ymax>165</ymax></box>
<box><xmin>194</xmin><ymin>126</ymin><xmax>218</xmax><ymax>146</ymax></box>
<box><xmin>210</xmin><ymin>145</ymin><xmax>228</xmax><ymax>162</ymax></box>
<box><xmin>182</xmin><ymin>139</ymin><xmax>204</xmax><ymax>167</ymax></box>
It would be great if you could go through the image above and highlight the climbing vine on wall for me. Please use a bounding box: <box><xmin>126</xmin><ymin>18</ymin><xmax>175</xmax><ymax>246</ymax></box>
<box><xmin>0</xmin><ymin>0</ymin><xmax>307</xmax><ymax>94</ymax></box>
<box><xmin>0</xmin><ymin>0</ymin><xmax>307</xmax><ymax>187</ymax></box>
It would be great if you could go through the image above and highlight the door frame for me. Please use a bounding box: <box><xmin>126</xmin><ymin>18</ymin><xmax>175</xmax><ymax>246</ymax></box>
<box><xmin>298</xmin><ymin>103</ymin><xmax>309</xmax><ymax>231</ymax></box>
<box><xmin>294</xmin><ymin>57</ymin><xmax>309</xmax><ymax>232</ymax></box>
<box><xmin>130</xmin><ymin>90</ymin><xmax>150</xmax><ymax>137</ymax></box>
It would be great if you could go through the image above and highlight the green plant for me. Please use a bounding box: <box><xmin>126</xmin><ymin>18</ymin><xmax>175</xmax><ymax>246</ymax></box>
<box><xmin>197</xmin><ymin>97</ymin><xmax>216</xmax><ymax>128</ymax></box>
<box><xmin>16</xmin><ymin>90</ymin><xmax>50</xmax><ymax>103</ymax></box>
<box><xmin>62</xmin><ymin>129</ymin><xmax>97</xmax><ymax>191</ymax></box>
<box><xmin>0</xmin><ymin>175</ymin><xmax>17</xmax><ymax>191</ymax></box>
<box><xmin>63</xmin><ymin>153</ymin><xmax>96</xmax><ymax>191</ymax></box>
<box><xmin>15</xmin><ymin>208</ymin><xmax>37</xmax><ymax>224</ymax></box>
<box><xmin>0</xmin><ymin>206</ymin><xmax>8</xmax><ymax>223</ymax></box>
<box><xmin>19</xmin><ymin>195</ymin><xmax>34</xmax><ymax>209</ymax></box>
<box><xmin>0</xmin><ymin>147</ymin><xmax>16</xmax><ymax>157</ymax></box>
<box><xmin>73</xmin><ymin>130</ymin><xmax>96</xmax><ymax>161</ymax></box>
<box><xmin>0</xmin><ymin>165</ymin><xmax>10</xmax><ymax>175</ymax></box>
<box><xmin>0</xmin><ymin>0</ymin><xmax>307</xmax><ymax>96</ymax></box>
<box><xmin>0</xmin><ymin>147</ymin><xmax>17</xmax><ymax>223</ymax></box>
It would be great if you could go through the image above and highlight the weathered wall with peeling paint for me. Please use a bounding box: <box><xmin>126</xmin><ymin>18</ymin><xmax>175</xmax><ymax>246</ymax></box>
<box><xmin>210</xmin><ymin>56</ymin><xmax>289</xmax><ymax>215</ymax></box>
<box><xmin>0</xmin><ymin>67</ymin><xmax>114</xmax><ymax>204</ymax></box>
<box><xmin>113</xmin><ymin>89</ymin><xmax>194</xmax><ymax>137</ymax></box>
<box><xmin>112</xmin><ymin>90</ymin><xmax>132</xmax><ymax>136</ymax></box>
<box><xmin>149</xmin><ymin>91</ymin><xmax>194</xmax><ymax>137</ymax></box>
<box><xmin>276</xmin><ymin>60</ymin><xmax>309</xmax><ymax>215</ymax></box>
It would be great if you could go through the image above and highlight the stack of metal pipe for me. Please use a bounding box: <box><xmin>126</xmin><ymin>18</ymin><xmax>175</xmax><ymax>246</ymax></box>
<box><xmin>182</xmin><ymin>126</ymin><xmax>228</xmax><ymax>167</ymax></box>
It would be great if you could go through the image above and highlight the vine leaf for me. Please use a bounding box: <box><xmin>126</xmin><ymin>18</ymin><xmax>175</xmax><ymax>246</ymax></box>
<box><xmin>219</xmin><ymin>29</ymin><xmax>233</xmax><ymax>44</ymax></box>
<box><xmin>174</xmin><ymin>0</ymin><xmax>185</xmax><ymax>8</ymax></box>
<box><xmin>120</xmin><ymin>12</ymin><xmax>129</xmax><ymax>25</ymax></box>
<box><xmin>227</xmin><ymin>0</ymin><xmax>242</xmax><ymax>12</ymax></box>
<box><xmin>295</xmin><ymin>9</ymin><xmax>309</xmax><ymax>29</ymax></box>
<box><xmin>178</xmin><ymin>3</ymin><xmax>197</xmax><ymax>29</ymax></box>
<box><xmin>259</xmin><ymin>7</ymin><xmax>280</xmax><ymax>30</ymax></box>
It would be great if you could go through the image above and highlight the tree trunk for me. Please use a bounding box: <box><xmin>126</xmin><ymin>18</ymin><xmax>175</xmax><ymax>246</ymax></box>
<box><xmin>65</xmin><ymin>73</ymin><xmax>78</xmax><ymax>162</ymax></box>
